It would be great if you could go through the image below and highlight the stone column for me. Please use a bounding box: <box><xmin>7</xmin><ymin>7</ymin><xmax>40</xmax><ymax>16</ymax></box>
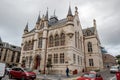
<box><xmin>34</xmin><ymin>30</ymin><xmax>39</xmax><ymax>50</ymax></box>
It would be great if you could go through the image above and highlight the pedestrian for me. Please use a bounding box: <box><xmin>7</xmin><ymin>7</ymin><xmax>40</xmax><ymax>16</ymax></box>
<box><xmin>66</xmin><ymin>66</ymin><xmax>69</xmax><ymax>77</ymax></box>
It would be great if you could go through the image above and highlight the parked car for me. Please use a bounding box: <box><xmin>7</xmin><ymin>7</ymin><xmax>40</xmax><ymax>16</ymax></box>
<box><xmin>0</xmin><ymin>63</ymin><xmax>6</xmax><ymax>80</ymax></box>
<box><xmin>77</xmin><ymin>72</ymin><xmax>103</xmax><ymax>80</ymax></box>
<box><xmin>9</xmin><ymin>67</ymin><xmax>36</xmax><ymax>80</ymax></box>
<box><xmin>116</xmin><ymin>71</ymin><xmax>120</xmax><ymax>80</ymax></box>
<box><xmin>110</xmin><ymin>66</ymin><xmax>120</xmax><ymax>73</ymax></box>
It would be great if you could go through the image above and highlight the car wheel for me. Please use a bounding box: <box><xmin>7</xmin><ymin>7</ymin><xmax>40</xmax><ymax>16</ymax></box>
<box><xmin>21</xmin><ymin>76</ymin><xmax>25</xmax><ymax>80</ymax></box>
<box><xmin>9</xmin><ymin>74</ymin><xmax>13</xmax><ymax>79</ymax></box>
<box><xmin>0</xmin><ymin>77</ymin><xmax>2</xmax><ymax>80</ymax></box>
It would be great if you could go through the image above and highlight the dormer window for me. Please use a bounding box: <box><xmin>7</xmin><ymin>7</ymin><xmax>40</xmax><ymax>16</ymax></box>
<box><xmin>85</xmin><ymin>30</ymin><xmax>92</xmax><ymax>36</ymax></box>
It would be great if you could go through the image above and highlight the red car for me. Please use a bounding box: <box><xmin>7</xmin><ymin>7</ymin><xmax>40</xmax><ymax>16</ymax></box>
<box><xmin>116</xmin><ymin>71</ymin><xmax>120</xmax><ymax>80</ymax></box>
<box><xmin>9</xmin><ymin>67</ymin><xmax>36</xmax><ymax>80</ymax></box>
<box><xmin>77</xmin><ymin>72</ymin><xmax>103</xmax><ymax>80</ymax></box>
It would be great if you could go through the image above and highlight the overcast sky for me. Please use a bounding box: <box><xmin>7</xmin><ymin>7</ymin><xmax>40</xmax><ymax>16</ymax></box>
<box><xmin>0</xmin><ymin>0</ymin><xmax>120</xmax><ymax>56</ymax></box>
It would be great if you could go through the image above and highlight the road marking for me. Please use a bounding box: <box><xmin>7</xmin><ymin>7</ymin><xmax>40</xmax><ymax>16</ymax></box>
<box><xmin>110</xmin><ymin>76</ymin><xmax>116</xmax><ymax>80</ymax></box>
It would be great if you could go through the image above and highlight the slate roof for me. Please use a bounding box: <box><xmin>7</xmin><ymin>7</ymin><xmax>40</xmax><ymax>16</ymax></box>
<box><xmin>28</xmin><ymin>18</ymin><xmax>67</xmax><ymax>33</ymax></box>
<box><xmin>49</xmin><ymin>18</ymin><xmax>67</xmax><ymax>27</ymax></box>
<box><xmin>1</xmin><ymin>42</ymin><xmax>21</xmax><ymax>52</ymax></box>
<box><xmin>0</xmin><ymin>37</ymin><xmax>2</xmax><ymax>43</ymax></box>
<box><xmin>82</xmin><ymin>27</ymin><xmax>95</xmax><ymax>35</ymax></box>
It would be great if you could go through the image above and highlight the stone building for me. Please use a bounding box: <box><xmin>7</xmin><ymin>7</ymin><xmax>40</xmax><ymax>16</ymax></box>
<box><xmin>102</xmin><ymin>54</ymin><xmax>116</xmax><ymax>68</ymax></box>
<box><xmin>20</xmin><ymin>6</ymin><xmax>103</xmax><ymax>74</ymax></box>
<box><xmin>0</xmin><ymin>37</ymin><xmax>21</xmax><ymax>67</ymax></box>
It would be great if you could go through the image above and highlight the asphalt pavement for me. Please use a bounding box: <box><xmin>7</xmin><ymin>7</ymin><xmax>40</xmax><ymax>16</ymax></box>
<box><xmin>1</xmin><ymin>69</ymin><xmax>118</xmax><ymax>80</ymax></box>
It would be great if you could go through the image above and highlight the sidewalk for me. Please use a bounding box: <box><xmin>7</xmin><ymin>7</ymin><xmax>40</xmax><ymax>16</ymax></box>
<box><xmin>35</xmin><ymin>73</ymin><xmax>82</xmax><ymax>80</ymax></box>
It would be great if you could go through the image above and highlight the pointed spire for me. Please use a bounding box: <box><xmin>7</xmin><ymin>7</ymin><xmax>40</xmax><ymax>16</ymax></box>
<box><xmin>93</xmin><ymin>19</ymin><xmax>96</xmax><ymax>28</ymax></box>
<box><xmin>0</xmin><ymin>36</ymin><xmax>2</xmax><ymax>43</ymax></box>
<box><xmin>54</xmin><ymin>9</ymin><xmax>56</xmax><ymax>17</ymax></box>
<box><xmin>67</xmin><ymin>5</ymin><xmax>73</xmax><ymax>17</ymax></box>
<box><xmin>45</xmin><ymin>8</ymin><xmax>48</xmax><ymax>21</ymax></box>
<box><xmin>24</xmin><ymin>22</ymin><xmax>28</xmax><ymax>32</ymax></box>
<box><xmin>42</xmin><ymin>14</ymin><xmax>45</xmax><ymax>20</ymax></box>
<box><xmin>36</xmin><ymin>12</ymin><xmax>41</xmax><ymax>24</ymax></box>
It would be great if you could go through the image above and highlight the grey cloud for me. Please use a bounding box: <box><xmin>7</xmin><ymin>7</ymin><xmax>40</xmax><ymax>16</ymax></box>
<box><xmin>0</xmin><ymin>0</ymin><xmax>120</xmax><ymax>56</ymax></box>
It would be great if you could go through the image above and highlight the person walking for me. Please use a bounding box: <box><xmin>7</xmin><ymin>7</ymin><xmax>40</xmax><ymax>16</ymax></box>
<box><xmin>66</xmin><ymin>66</ymin><xmax>69</xmax><ymax>77</ymax></box>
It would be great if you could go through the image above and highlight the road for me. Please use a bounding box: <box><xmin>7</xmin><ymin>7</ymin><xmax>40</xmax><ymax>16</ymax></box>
<box><xmin>100</xmin><ymin>69</ymin><xmax>116</xmax><ymax>80</ymax></box>
<box><xmin>1</xmin><ymin>69</ymin><xmax>118</xmax><ymax>80</ymax></box>
<box><xmin>110</xmin><ymin>76</ymin><xmax>116</xmax><ymax>80</ymax></box>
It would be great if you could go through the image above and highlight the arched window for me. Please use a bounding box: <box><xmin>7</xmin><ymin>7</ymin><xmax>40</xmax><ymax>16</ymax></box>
<box><xmin>60</xmin><ymin>33</ymin><xmax>65</xmax><ymax>45</ymax></box>
<box><xmin>28</xmin><ymin>41</ymin><xmax>31</xmax><ymax>50</ymax></box>
<box><xmin>38</xmin><ymin>37</ymin><xmax>42</xmax><ymax>48</ymax></box>
<box><xmin>49</xmin><ymin>35</ymin><xmax>53</xmax><ymax>47</ymax></box>
<box><xmin>85</xmin><ymin>30</ymin><xmax>92</xmax><ymax>36</ymax></box>
<box><xmin>88</xmin><ymin>42</ymin><xmax>93</xmax><ymax>52</ymax></box>
<box><xmin>55</xmin><ymin>34</ymin><xmax>59</xmax><ymax>46</ymax></box>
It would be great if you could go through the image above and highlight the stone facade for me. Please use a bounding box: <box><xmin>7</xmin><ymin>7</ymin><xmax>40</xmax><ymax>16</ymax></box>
<box><xmin>20</xmin><ymin>6</ymin><xmax>103</xmax><ymax>74</ymax></box>
<box><xmin>103</xmin><ymin>54</ymin><xmax>116</xmax><ymax>68</ymax></box>
<box><xmin>0</xmin><ymin>38</ymin><xmax>21</xmax><ymax>67</ymax></box>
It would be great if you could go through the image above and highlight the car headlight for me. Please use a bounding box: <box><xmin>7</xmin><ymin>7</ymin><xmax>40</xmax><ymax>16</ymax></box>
<box><xmin>25</xmin><ymin>72</ymin><xmax>29</xmax><ymax>76</ymax></box>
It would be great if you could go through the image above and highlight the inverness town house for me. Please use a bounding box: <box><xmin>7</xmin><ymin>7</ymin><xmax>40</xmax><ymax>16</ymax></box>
<box><xmin>20</xmin><ymin>6</ymin><xmax>103</xmax><ymax>74</ymax></box>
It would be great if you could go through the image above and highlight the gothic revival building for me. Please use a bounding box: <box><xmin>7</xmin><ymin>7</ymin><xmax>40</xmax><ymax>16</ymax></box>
<box><xmin>0</xmin><ymin>37</ymin><xmax>21</xmax><ymax>67</ymax></box>
<box><xmin>20</xmin><ymin>6</ymin><xmax>103</xmax><ymax>74</ymax></box>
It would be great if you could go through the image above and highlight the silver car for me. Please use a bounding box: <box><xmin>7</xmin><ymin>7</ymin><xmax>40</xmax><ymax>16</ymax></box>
<box><xmin>110</xmin><ymin>66</ymin><xmax>120</xmax><ymax>73</ymax></box>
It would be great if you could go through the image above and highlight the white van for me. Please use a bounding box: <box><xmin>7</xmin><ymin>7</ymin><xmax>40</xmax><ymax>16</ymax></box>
<box><xmin>0</xmin><ymin>63</ymin><xmax>5</xmax><ymax>80</ymax></box>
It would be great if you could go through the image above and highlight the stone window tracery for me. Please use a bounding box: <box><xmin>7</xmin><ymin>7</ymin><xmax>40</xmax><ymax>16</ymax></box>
<box><xmin>38</xmin><ymin>37</ymin><xmax>42</xmax><ymax>48</ymax></box>
<box><xmin>55</xmin><ymin>34</ymin><xmax>59</xmax><ymax>46</ymax></box>
<box><xmin>89</xmin><ymin>59</ymin><xmax>94</xmax><ymax>66</ymax></box>
<box><xmin>49</xmin><ymin>35</ymin><xmax>54</xmax><ymax>47</ymax></box>
<box><xmin>54</xmin><ymin>54</ymin><xmax>58</xmax><ymax>63</ymax></box>
<box><xmin>60</xmin><ymin>33</ymin><xmax>65</xmax><ymax>45</ymax></box>
<box><xmin>73</xmin><ymin>54</ymin><xmax>76</xmax><ymax>64</ymax></box>
<box><xmin>88</xmin><ymin>42</ymin><xmax>93</xmax><ymax>52</ymax></box>
<box><xmin>60</xmin><ymin>53</ymin><xmax>64</xmax><ymax>63</ymax></box>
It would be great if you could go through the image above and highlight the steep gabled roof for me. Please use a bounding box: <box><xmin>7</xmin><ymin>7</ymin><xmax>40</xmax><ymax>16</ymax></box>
<box><xmin>49</xmin><ymin>18</ymin><xmax>67</xmax><ymax>27</ymax></box>
<box><xmin>82</xmin><ymin>27</ymin><xmax>95</xmax><ymax>35</ymax></box>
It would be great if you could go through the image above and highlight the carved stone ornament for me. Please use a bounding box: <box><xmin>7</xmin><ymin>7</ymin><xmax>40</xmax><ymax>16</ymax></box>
<box><xmin>67</xmin><ymin>32</ymin><xmax>74</xmax><ymax>38</ymax></box>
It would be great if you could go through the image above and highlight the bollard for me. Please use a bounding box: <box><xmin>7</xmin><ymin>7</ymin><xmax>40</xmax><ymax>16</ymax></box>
<box><xmin>43</xmin><ymin>74</ymin><xmax>47</xmax><ymax>80</ymax></box>
<box><xmin>58</xmin><ymin>74</ymin><xmax>61</xmax><ymax>80</ymax></box>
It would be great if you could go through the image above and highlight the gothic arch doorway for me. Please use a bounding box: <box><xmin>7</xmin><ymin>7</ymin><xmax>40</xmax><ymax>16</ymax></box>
<box><xmin>33</xmin><ymin>54</ymin><xmax>41</xmax><ymax>69</ymax></box>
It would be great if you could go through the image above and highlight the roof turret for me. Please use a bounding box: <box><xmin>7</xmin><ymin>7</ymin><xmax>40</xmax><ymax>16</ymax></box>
<box><xmin>67</xmin><ymin>5</ymin><xmax>73</xmax><ymax>17</ymax></box>
<box><xmin>36</xmin><ymin>12</ymin><xmax>41</xmax><ymax>24</ymax></box>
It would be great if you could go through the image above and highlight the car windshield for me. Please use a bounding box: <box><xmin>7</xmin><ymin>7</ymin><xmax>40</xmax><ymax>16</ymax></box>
<box><xmin>111</xmin><ymin>66</ymin><xmax>118</xmax><ymax>69</ymax></box>
<box><xmin>24</xmin><ymin>68</ymin><xmax>32</xmax><ymax>72</ymax></box>
<box><xmin>82</xmin><ymin>73</ymin><xmax>96</xmax><ymax>78</ymax></box>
